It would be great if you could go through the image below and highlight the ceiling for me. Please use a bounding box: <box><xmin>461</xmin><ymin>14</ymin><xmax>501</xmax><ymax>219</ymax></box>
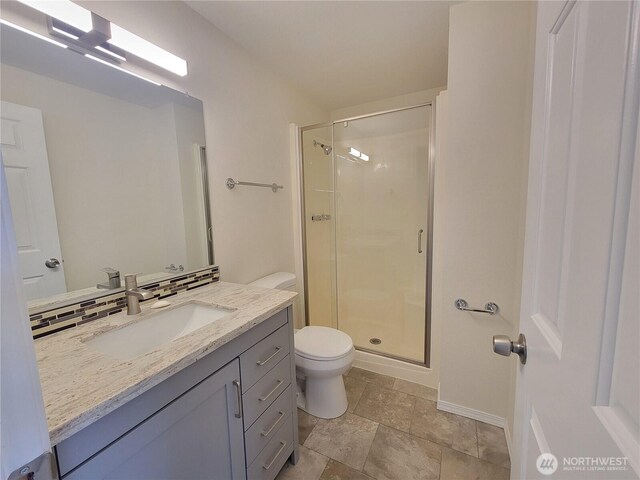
<box><xmin>187</xmin><ymin>1</ymin><xmax>456</xmax><ymax>111</ymax></box>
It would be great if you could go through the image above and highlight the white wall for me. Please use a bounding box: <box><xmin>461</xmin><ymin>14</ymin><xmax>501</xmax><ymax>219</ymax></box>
<box><xmin>430</xmin><ymin>89</ymin><xmax>449</xmax><ymax>393</ymax></box>
<box><xmin>75</xmin><ymin>1</ymin><xmax>329</xmax><ymax>286</ymax></box>
<box><xmin>436</xmin><ymin>0</ymin><xmax>535</xmax><ymax>426</ymax></box>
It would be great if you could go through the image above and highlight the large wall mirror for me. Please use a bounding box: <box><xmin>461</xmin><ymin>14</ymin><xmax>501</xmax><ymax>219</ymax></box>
<box><xmin>0</xmin><ymin>24</ymin><xmax>213</xmax><ymax>312</ymax></box>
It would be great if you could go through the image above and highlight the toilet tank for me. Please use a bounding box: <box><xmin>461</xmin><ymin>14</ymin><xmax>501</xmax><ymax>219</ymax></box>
<box><xmin>248</xmin><ymin>272</ymin><xmax>296</xmax><ymax>291</ymax></box>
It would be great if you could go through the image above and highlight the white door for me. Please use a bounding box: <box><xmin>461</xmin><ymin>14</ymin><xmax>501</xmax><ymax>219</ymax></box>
<box><xmin>1</xmin><ymin>159</ymin><xmax>54</xmax><ymax>479</ymax></box>
<box><xmin>1</xmin><ymin>101</ymin><xmax>66</xmax><ymax>299</ymax></box>
<box><xmin>511</xmin><ymin>1</ymin><xmax>639</xmax><ymax>479</ymax></box>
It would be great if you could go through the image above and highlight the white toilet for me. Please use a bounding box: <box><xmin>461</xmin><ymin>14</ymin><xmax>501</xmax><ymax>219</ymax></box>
<box><xmin>294</xmin><ymin>325</ymin><xmax>354</xmax><ymax>418</ymax></box>
<box><xmin>248</xmin><ymin>272</ymin><xmax>355</xmax><ymax>419</ymax></box>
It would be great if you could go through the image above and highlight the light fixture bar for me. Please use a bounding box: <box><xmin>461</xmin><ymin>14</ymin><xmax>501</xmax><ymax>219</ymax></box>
<box><xmin>0</xmin><ymin>19</ymin><xmax>67</xmax><ymax>48</ymax></box>
<box><xmin>349</xmin><ymin>147</ymin><xmax>361</xmax><ymax>157</ymax></box>
<box><xmin>84</xmin><ymin>54</ymin><xmax>161</xmax><ymax>86</ymax></box>
<box><xmin>51</xmin><ymin>25</ymin><xmax>78</xmax><ymax>40</ymax></box>
<box><xmin>95</xmin><ymin>45</ymin><xmax>126</xmax><ymax>62</ymax></box>
<box><xmin>16</xmin><ymin>0</ymin><xmax>93</xmax><ymax>32</ymax></box>
<box><xmin>108</xmin><ymin>23</ymin><xmax>187</xmax><ymax>76</ymax></box>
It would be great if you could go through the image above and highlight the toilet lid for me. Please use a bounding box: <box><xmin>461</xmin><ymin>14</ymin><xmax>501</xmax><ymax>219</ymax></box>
<box><xmin>295</xmin><ymin>326</ymin><xmax>353</xmax><ymax>361</ymax></box>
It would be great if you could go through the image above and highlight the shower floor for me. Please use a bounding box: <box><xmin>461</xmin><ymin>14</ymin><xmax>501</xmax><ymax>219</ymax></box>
<box><xmin>341</xmin><ymin>313</ymin><xmax>425</xmax><ymax>363</ymax></box>
<box><xmin>336</xmin><ymin>286</ymin><xmax>427</xmax><ymax>363</ymax></box>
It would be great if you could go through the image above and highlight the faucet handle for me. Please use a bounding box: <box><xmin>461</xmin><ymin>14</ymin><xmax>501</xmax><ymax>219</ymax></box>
<box><xmin>99</xmin><ymin>267</ymin><xmax>122</xmax><ymax>289</ymax></box>
<box><xmin>124</xmin><ymin>273</ymin><xmax>142</xmax><ymax>289</ymax></box>
<box><xmin>102</xmin><ymin>267</ymin><xmax>120</xmax><ymax>278</ymax></box>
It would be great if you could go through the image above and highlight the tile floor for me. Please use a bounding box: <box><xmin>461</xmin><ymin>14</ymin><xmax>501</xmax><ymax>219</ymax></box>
<box><xmin>276</xmin><ymin>368</ymin><xmax>510</xmax><ymax>480</ymax></box>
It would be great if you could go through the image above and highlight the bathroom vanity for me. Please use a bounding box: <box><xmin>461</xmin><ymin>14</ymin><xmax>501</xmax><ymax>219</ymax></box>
<box><xmin>34</xmin><ymin>282</ymin><xmax>298</xmax><ymax>480</ymax></box>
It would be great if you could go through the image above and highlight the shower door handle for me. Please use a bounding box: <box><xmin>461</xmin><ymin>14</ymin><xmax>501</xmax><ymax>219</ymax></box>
<box><xmin>417</xmin><ymin>229</ymin><xmax>424</xmax><ymax>254</ymax></box>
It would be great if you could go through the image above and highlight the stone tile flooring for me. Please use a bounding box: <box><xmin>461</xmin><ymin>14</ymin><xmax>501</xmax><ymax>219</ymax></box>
<box><xmin>276</xmin><ymin>368</ymin><xmax>510</xmax><ymax>480</ymax></box>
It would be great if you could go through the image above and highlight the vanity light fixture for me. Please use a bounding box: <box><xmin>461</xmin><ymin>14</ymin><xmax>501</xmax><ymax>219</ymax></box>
<box><xmin>14</xmin><ymin>0</ymin><xmax>188</xmax><ymax>77</ymax></box>
<box><xmin>95</xmin><ymin>45</ymin><xmax>126</xmax><ymax>62</ymax></box>
<box><xmin>360</xmin><ymin>153</ymin><xmax>370</xmax><ymax>161</ymax></box>
<box><xmin>17</xmin><ymin>0</ymin><xmax>93</xmax><ymax>32</ymax></box>
<box><xmin>0</xmin><ymin>18</ymin><xmax>67</xmax><ymax>48</ymax></box>
<box><xmin>51</xmin><ymin>25</ymin><xmax>79</xmax><ymax>40</ymax></box>
<box><xmin>84</xmin><ymin>54</ymin><xmax>162</xmax><ymax>86</ymax></box>
<box><xmin>108</xmin><ymin>24</ymin><xmax>188</xmax><ymax>77</ymax></box>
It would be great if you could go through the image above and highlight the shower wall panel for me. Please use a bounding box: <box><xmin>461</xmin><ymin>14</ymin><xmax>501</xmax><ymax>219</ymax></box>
<box><xmin>301</xmin><ymin>127</ymin><xmax>336</xmax><ymax>328</ymax></box>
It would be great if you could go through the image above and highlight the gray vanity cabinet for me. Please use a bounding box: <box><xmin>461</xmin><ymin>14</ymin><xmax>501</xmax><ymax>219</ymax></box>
<box><xmin>55</xmin><ymin>306</ymin><xmax>298</xmax><ymax>480</ymax></box>
<box><xmin>65</xmin><ymin>360</ymin><xmax>245</xmax><ymax>480</ymax></box>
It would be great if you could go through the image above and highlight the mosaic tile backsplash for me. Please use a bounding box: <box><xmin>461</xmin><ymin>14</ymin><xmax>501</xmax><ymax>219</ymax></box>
<box><xmin>30</xmin><ymin>266</ymin><xmax>220</xmax><ymax>339</ymax></box>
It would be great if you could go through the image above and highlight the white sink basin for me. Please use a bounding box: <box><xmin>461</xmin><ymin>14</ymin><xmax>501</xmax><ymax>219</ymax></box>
<box><xmin>85</xmin><ymin>303</ymin><xmax>233</xmax><ymax>361</ymax></box>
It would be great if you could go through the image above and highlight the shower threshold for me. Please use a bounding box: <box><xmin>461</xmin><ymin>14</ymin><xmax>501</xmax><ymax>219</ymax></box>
<box><xmin>355</xmin><ymin>345</ymin><xmax>427</xmax><ymax>367</ymax></box>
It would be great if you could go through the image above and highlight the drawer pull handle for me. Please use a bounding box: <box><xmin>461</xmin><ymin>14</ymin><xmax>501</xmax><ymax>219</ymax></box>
<box><xmin>261</xmin><ymin>411</ymin><xmax>285</xmax><ymax>437</ymax></box>
<box><xmin>233</xmin><ymin>380</ymin><xmax>243</xmax><ymax>419</ymax></box>
<box><xmin>263</xmin><ymin>441</ymin><xmax>287</xmax><ymax>470</ymax></box>
<box><xmin>259</xmin><ymin>379</ymin><xmax>283</xmax><ymax>402</ymax></box>
<box><xmin>257</xmin><ymin>346</ymin><xmax>282</xmax><ymax>366</ymax></box>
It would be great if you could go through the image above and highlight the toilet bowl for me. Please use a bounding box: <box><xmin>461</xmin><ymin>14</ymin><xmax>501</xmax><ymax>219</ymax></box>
<box><xmin>295</xmin><ymin>326</ymin><xmax>354</xmax><ymax>418</ymax></box>
<box><xmin>248</xmin><ymin>272</ymin><xmax>355</xmax><ymax>419</ymax></box>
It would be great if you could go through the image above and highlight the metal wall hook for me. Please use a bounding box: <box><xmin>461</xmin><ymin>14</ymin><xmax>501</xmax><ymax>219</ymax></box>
<box><xmin>454</xmin><ymin>298</ymin><xmax>499</xmax><ymax>315</ymax></box>
<box><xmin>226</xmin><ymin>177</ymin><xmax>283</xmax><ymax>193</ymax></box>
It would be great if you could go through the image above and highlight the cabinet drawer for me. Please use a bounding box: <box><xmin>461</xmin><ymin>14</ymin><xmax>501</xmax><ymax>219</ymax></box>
<box><xmin>245</xmin><ymin>385</ymin><xmax>292</xmax><ymax>466</ymax></box>
<box><xmin>243</xmin><ymin>355</ymin><xmax>291</xmax><ymax>428</ymax></box>
<box><xmin>240</xmin><ymin>322</ymin><xmax>290</xmax><ymax>392</ymax></box>
<box><xmin>246</xmin><ymin>414</ymin><xmax>293</xmax><ymax>480</ymax></box>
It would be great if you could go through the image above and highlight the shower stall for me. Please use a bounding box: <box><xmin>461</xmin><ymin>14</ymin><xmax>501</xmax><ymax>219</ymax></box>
<box><xmin>300</xmin><ymin>104</ymin><xmax>434</xmax><ymax>366</ymax></box>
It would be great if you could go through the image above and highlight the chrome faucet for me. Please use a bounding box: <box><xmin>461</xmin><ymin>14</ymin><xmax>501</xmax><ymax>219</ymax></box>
<box><xmin>97</xmin><ymin>267</ymin><xmax>121</xmax><ymax>290</ymax></box>
<box><xmin>124</xmin><ymin>274</ymin><xmax>154</xmax><ymax>315</ymax></box>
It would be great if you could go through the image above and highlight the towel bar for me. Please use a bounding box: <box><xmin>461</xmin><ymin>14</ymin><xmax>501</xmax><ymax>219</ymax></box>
<box><xmin>454</xmin><ymin>298</ymin><xmax>499</xmax><ymax>315</ymax></box>
<box><xmin>226</xmin><ymin>177</ymin><xmax>283</xmax><ymax>192</ymax></box>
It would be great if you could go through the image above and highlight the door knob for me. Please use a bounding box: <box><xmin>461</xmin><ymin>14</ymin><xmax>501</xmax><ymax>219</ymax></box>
<box><xmin>44</xmin><ymin>258</ymin><xmax>60</xmax><ymax>269</ymax></box>
<box><xmin>493</xmin><ymin>333</ymin><xmax>527</xmax><ymax>364</ymax></box>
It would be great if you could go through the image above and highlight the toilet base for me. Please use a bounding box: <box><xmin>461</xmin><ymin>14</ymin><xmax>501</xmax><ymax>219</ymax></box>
<box><xmin>298</xmin><ymin>375</ymin><xmax>348</xmax><ymax>419</ymax></box>
<box><xmin>296</xmin><ymin>390</ymin><xmax>306</xmax><ymax>411</ymax></box>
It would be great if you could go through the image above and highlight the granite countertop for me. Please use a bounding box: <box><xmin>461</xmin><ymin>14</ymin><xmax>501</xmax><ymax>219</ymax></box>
<box><xmin>34</xmin><ymin>281</ymin><xmax>296</xmax><ymax>445</ymax></box>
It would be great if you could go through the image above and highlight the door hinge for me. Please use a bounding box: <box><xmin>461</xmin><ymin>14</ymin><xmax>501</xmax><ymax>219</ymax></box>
<box><xmin>7</xmin><ymin>452</ymin><xmax>57</xmax><ymax>480</ymax></box>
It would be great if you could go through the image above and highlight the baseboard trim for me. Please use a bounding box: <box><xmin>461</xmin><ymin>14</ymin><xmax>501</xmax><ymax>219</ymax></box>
<box><xmin>436</xmin><ymin>399</ymin><xmax>506</xmax><ymax>428</ymax></box>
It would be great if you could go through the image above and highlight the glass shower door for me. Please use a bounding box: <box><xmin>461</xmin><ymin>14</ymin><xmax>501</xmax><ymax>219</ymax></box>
<box><xmin>333</xmin><ymin>106</ymin><xmax>430</xmax><ymax>363</ymax></box>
